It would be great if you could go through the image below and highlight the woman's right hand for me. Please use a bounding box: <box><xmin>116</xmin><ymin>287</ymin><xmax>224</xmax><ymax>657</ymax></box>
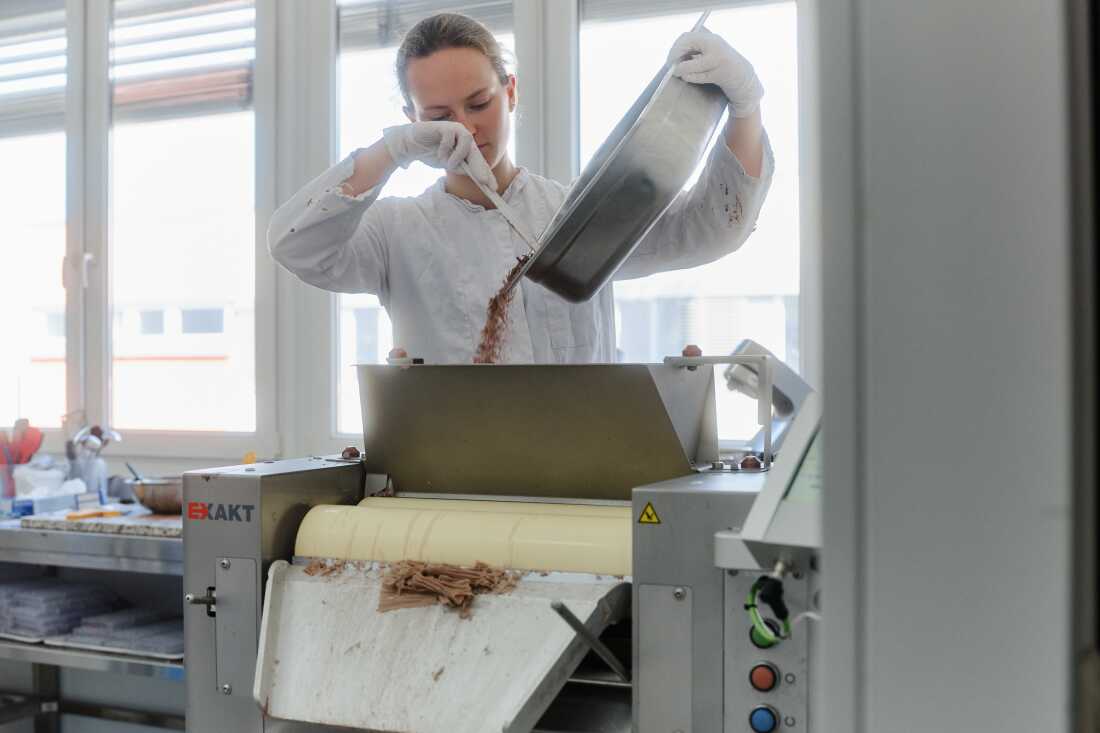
<box><xmin>382</xmin><ymin>121</ymin><xmax>496</xmax><ymax>189</ymax></box>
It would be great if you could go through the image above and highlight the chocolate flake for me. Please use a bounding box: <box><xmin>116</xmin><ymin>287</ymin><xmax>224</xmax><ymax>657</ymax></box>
<box><xmin>473</xmin><ymin>255</ymin><xmax>531</xmax><ymax>364</ymax></box>
<box><xmin>304</xmin><ymin>559</ymin><xmax>345</xmax><ymax>577</ymax></box>
<box><xmin>378</xmin><ymin>560</ymin><xmax>520</xmax><ymax>619</ymax></box>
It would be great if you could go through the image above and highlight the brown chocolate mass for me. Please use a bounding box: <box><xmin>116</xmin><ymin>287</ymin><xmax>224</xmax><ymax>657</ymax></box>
<box><xmin>473</xmin><ymin>255</ymin><xmax>530</xmax><ymax>364</ymax></box>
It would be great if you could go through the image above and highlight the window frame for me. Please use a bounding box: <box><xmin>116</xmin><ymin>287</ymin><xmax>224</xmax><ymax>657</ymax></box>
<box><xmin>0</xmin><ymin>1</ymin><xmax>81</xmax><ymax>455</ymax></box>
<box><xmin>274</xmin><ymin>0</ymin><xmax>341</xmax><ymax>458</ymax></box>
<box><xmin>58</xmin><ymin>0</ymin><xmax>280</xmax><ymax>460</ymax></box>
<box><xmin>59</xmin><ymin>0</ymin><xmax>87</xmax><ymax>456</ymax></box>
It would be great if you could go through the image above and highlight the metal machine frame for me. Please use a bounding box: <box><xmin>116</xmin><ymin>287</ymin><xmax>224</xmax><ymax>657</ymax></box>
<box><xmin>183</xmin><ymin>458</ymin><xmax>361</xmax><ymax>732</ymax></box>
<box><xmin>183</xmin><ymin>354</ymin><xmax>819</xmax><ymax>732</ymax></box>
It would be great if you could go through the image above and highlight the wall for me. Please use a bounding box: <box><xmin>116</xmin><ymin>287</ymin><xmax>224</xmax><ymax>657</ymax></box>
<box><xmin>818</xmin><ymin>1</ymin><xmax>1076</xmax><ymax>731</ymax></box>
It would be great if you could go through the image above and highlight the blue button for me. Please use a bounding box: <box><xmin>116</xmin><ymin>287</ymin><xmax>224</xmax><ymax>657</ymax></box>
<box><xmin>750</xmin><ymin>706</ymin><xmax>778</xmax><ymax>733</ymax></box>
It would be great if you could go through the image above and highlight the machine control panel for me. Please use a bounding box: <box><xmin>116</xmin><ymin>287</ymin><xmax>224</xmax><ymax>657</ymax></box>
<box><xmin>724</xmin><ymin>572</ymin><xmax>810</xmax><ymax>733</ymax></box>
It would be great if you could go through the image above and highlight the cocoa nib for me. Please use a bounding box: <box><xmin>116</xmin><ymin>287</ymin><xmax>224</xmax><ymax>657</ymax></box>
<box><xmin>473</xmin><ymin>255</ymin><xmax>530</xmax><ymax>364</ymax></box>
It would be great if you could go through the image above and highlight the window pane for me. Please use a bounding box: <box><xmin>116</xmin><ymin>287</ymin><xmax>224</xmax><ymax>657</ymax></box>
<box><xmin>581</xmin><ymin>1</ymin><xmax>799</xmax><ymax>440</ymax></box>
<box><xmin>140</xmin><ymin>309</ymin><xmax>164</xmax><ymax>334</ymax></box>
<box><xmin>181</xmin><ymin>308</ymin><xmax>224</xmax><ymax>334</ymax></box>
<box><xmin>335</xmin><ymin>1</ymin><xmax>514</xmax><ymax>435</ymax></box>
<box><xmin>109</xmin><ymin>0</ymin><xmax>256</xmax><ymax>431</ymax></box>
<box><xmin>0</xmin><ymin>1</ymin><xmax>67</xmax><ymax>428</ymax></box>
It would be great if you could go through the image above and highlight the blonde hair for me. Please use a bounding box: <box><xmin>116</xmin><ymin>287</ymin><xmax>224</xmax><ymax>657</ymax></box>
<box><xmin>395</xmin><ymin>13</ymin><xmax>509</xmax><ymax>109</ymax></box>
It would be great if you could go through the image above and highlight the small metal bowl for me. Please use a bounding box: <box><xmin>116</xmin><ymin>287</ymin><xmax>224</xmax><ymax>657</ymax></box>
<box><xmin>131</xmin><ymin>477</ymin><xmax>183</xmax><ymax>515</ymax></box>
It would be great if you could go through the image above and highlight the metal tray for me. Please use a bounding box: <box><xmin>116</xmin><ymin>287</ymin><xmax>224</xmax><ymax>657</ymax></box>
<box><xmin>522</xmin><ymin>13</ymin><xmax>727</xmax><ymax>302</ymax></box>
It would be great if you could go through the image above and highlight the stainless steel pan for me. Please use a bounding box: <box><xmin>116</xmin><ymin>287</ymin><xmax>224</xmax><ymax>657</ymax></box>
<box><xmin>519</xmin><ymin>11</ymin><xmax>727</xmax><ymax>302</ymax></box>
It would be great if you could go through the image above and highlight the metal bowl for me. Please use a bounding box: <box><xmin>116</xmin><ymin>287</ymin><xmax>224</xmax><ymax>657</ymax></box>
<box><xmin>524</xmin><ymin>47</ymin><xmax>727</xmax><ymax>302</ymax></box>
<box><xmin>131</xmin><ymin>477</ymin><xmax>183</xmax><ymax>515</ymax></box>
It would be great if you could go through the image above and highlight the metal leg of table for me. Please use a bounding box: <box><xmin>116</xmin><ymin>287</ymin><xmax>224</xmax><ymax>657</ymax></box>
<box><xmin>58</xmin><ymin>702</ymin><xmax>185</xmax><ymax>730</ymax></box>
<box><xmin>3</xmin><ymin>661</ymin><xmax>184</xmax><ymax>731</ymax></box>
<box><xmin>0</xmin><ymin>692</ymin><xmax>46</xmax><ymax>725</ymax></box>
<box><xmin>32</xmin><ymin>663</ymin><xmax>60</xmax><ymax>733</ymax></box>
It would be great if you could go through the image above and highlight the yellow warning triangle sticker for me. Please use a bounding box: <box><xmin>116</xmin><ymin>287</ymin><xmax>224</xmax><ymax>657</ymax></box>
<box><xmin>638</xmin><ymin>502</ymin><xmax>661</xmax><ymax>525</ymax></box>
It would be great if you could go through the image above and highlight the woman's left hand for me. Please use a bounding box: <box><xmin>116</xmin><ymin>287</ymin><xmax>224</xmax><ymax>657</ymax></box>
<box><xmin>668</xmin><ymin>29</ymin><xmax>763</xmax><ymax>118</ymax></box>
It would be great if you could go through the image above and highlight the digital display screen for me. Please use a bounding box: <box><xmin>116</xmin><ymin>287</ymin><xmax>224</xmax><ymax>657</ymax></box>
<box><xmin>783</xmin><ymin>430</ymin><xmax>822</xmax><ymax>504</ymax></box>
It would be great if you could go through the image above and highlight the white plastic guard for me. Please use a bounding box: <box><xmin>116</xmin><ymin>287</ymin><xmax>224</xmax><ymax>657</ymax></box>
<box><xmin>254</xmin><ymin>560</ymin><xmax>627</xmax><ymax>733</ymax></box>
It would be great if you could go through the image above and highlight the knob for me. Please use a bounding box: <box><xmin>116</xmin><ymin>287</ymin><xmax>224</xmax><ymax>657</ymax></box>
<box><xmin>750</xmin><ymin>663</ymin><xmax>779</xmax><ymax>692</ymax></box>
<box><xmin>741</xmin><ymin>454</ymin><xmax>763</xmax><ymax>470</ymax></box>
<box><xmin>749</xmin><ymin>705</ymin><xmax>779</xmax><ymax>733</ymax></box>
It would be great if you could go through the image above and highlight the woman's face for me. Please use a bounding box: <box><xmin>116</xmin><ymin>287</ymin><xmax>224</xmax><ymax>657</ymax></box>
<box><xmin>404</xmin><ymin>46</ymin><xmax>515</xmax><ymax>170</ymax></box>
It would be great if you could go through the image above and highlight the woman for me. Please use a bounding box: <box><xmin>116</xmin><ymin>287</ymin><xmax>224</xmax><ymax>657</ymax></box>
<box><xmin>269</xmin><ymin>13</ymin><xmax>773</xmax><ymax>364</ymax></box>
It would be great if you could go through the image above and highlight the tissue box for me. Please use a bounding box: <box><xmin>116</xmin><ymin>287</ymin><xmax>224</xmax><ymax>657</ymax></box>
<box><xmin>13</xmin><ymin>465</ymin><xmax>67</xmax><ymax>497</ymax></box>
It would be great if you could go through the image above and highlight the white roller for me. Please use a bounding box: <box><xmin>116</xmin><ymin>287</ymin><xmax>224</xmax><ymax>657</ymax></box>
<box><xmin>294</xmin><ymin>497</ymin><xmax>632</xmax><ymax>576</ymax></box>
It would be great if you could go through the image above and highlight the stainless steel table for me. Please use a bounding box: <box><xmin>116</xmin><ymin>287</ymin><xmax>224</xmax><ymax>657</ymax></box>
<box><xmin>0</xmin><ymin>519</ymin><xmax>186</xmax><ymax>730</ymax></box>
<box><xmin>0</xmin><ymin>519</ymin><xmax>183</xmax><ymax>576</ymax></box>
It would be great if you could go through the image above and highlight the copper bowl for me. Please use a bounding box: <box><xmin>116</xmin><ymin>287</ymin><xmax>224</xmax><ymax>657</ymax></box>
<box><xmin>131</xmin><ymin>477</ymin><xmax>183</xmax><ymax>515</ymax></box>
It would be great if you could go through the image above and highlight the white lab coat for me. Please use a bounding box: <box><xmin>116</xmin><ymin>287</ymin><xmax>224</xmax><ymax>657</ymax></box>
<box><xmin>268</xmin><ymin>134</ymin><xmax>774</xmax><ymax>364</ymax></box>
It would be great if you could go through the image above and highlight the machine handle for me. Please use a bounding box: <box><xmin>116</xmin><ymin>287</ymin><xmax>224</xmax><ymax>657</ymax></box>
<box><xmin>664</xmin><ymin>354</ymin><xmax>774</xmax><ymax>464</ymax></box>
<box><xmin>185</xmin><ymin>591</ymin><xmax>216</xmax><ymax>607</ymax></box>
<box><xmin>551</xmin><ymin>600</ymin><xmax>631</xmax><ymax>684</ymax></box>
<box><xmin>663</xmin><ymin>355</ymin><xmax>767</xmax><ymax>367</ymax></box>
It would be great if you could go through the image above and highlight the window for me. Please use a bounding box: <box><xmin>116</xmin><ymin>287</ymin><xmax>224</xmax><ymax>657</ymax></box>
<box><xmin>580</xmin><ymin>0</ymin><xmax>799</xmax><ymax>440</ymax></box>
<box><xmin>334</xmin><ymin>0</ymin><xmax>514</xmax><ymax>434</ymax></box>
<box><xmin>0</xmin><ymin>1</ymin><xmax>68</xmax><ymax>429</ymax></box>
<box><xmin>47</xmin><ymin>313</ymin><xmax>66</xmax><ymax>340</ymax></box>
<box><xmin>354</xmin><ymin>308</ymin><xmax>381</xmax><ymax>364</ymax></box>
<box><xmin>140</xmin><ymin>309</ymin><xmax>164</xmax><ymax>334</ymax></box>
<box><xmin>181</xmin><ymin>308</ymin><xmax>224</xmax><ymax>334</ymax></box>
<box><xmin>7</xmin><ymin>2</ymin><xmax>807</xmax><ymax>457</ymax></box>
<box><xmin>108</xmin><ymin>0</ymin><xmax>256</xmax><ymax>432</ymax></box>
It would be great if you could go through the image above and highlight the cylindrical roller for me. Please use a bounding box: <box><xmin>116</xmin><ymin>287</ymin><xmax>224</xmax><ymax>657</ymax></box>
<box><xmin>295</xmin><ymin>497</ymin><xmax>632</xmax><ymax>576</ymax></box>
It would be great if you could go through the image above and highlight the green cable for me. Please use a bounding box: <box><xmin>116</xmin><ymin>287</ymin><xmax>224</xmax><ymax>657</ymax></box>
<box><xmin>746</xmin><ymin>582</ymin><xmax>792</xmax><ymax>645</ymax></box>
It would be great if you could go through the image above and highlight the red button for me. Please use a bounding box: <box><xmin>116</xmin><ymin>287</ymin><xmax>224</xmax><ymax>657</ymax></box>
<box><xmin>750</xmin><ymin>663</ymin><xmax>778</xmax><ymax>692</ymax></box>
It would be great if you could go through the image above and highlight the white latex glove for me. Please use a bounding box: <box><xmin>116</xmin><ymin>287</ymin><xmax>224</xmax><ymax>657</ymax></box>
<box><xmin>382</xmin><ymin>121</ymin><xmax>497</xmax><ymax>189</ymax></box>
<box><xmin>669</xmin><ymin>29</ymin><xmax>764</xmax><ymax>118</ymax></box>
